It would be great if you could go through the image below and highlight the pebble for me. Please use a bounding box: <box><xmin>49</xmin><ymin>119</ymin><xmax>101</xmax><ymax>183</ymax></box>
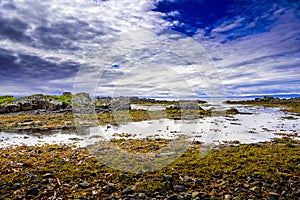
<box><xmin>174</xmin><ymin>185</ymin><xmax>185</xmax><ymax>192</ymax></box>
<box><xmin>195</xmin><ymin>179</ymin><xmax>203</xmax><ymax>186</ymax></box>
<box><xmin>78</xmin><ymin>182</ymin><xmax>90</xmax><ymax>189</ymax></box>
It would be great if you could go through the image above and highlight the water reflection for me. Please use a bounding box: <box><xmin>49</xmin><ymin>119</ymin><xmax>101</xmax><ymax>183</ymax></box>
<box><xmin>1</xmin><ymin>105</ymin><xmax>299</xmax><ymax>148</ymax></box>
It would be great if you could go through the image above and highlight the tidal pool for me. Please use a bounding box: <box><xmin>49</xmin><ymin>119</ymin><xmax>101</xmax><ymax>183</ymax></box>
<box><xmin>0</xmin><ymin>104</ymin><xmax>299</xmax><ymax>148</ymax></box>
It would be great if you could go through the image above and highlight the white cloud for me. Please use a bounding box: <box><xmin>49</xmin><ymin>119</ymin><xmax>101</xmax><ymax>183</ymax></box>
<box><xmin>0</xmin><ymin>0</ymin><xmax>299</xmax><ymax>98</ymax></box>
<box><xmin>193</xmin><ymin>7</ymin><xmax>300</xmax><ymax>97</ymax></box>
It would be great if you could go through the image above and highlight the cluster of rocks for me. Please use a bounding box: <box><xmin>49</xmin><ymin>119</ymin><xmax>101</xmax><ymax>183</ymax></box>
<box><xmin>254</xmin><ymin>96</ymin><xmax>300</xmax><ymax>103</ymax></box>
<box><xmin>0</xmin><ymin>93</ymin><xmax>210</xmax><ymax>115</ymax></box>
<box><xmin>0</xmin><ymin>96</ymin><xmax>70</xmax><ymax>114</ymax></box>
<box><xmin>73</xmin><ymin>95</ymin><xmax>131</xmax><ymax>114</ymax></box>
<box><xmin>96</xmin><ymin>96</ymin><xmax>207</xmax><ymax>106</ymax></box>
<box><xmin>166</xmin><ymin>101</ymin><xmax>204</xmax><ymax>111</ymax></box>
<box><xmin>95</xmin><ymin>101</ymin><xmax>130</xmax><ymax>113</ymax></box>
<box><xmin>226</xmin><ymin>96</ymin><xmax>300</xmax><ymax>104</ymax></box>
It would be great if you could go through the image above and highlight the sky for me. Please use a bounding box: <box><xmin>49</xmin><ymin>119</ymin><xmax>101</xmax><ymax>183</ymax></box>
<box><xmin>0</xmin><ymin>0</ymin><xmax>299</xmax><ymax>99</ymax></box>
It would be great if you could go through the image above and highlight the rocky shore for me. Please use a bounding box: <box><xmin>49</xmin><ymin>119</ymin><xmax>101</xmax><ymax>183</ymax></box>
<box><xmin>225</xmin><ymin>96</ymin><xmax>300</xmax><ymax>113</ymax></box>
<box><xmin>226</xmin><ymin>96</ymin><xmax>300</xmax><ymax>104</ymax></box>
<box><xmin>0</xmin><ymin>138</ymin><xmax>299</xmax><ymax>199</ymax></box>
<box><xmin>1</xmin><ymin>95</ymin><xmax>299</xmax><ymax>199</ymax></box>
<box><xmin>0</xmin><ymin>94</ymin><xmax>215</xmax><ymax>133</ymax></box>
<box><xmin>0</xmin><ymin>94</ymin><xmax>72</xmax><ymax>115</ymax></box>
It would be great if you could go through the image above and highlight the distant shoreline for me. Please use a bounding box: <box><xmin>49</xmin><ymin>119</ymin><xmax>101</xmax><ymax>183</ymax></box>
<box><xmin>1</xmin><ymin>93</ymin><xmax>300</xmax><ymax>101</ymax></box>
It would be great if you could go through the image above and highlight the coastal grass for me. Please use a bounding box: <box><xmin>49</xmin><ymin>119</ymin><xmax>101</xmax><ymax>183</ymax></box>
<box><xmin>0</xmin><ymin>96</ymin><xmax>16</xmax><ymax>105</ymax></box>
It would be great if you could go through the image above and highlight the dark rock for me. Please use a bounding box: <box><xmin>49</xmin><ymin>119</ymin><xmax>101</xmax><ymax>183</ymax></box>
<box><xmin>122</xmin><ymin>187</ymin><xmax>134</xmax><ymax>195</ymax></box>
<box><xmin>111</xmin><ymin>98</ymin><xmax>131</xmax><ymax>111</ymax></box>
<box><xmin>226</xmin><ymin>108</ymin><xmax>239</xmax><ymax>114</ymax></box>
<box><xmin>180</xmin><ymin>101</ymin><xmax>202</xmax><ymax>110</ymax></box>
<box><xmin>124</xmin><ymin>194</ymin><xmax>136</xmax><ymax>200</ymax></box>
<box><xmin>21</xmin><ymin>103</ymin><xmax>33</xmax><ymax>111</ymax></box>
<box><xmin>63</xmin><ymin>92</ymin><xmax>72</xmax><ymax>96</ymax></box>
<box><xmin>13</xmin><ymin>196</ymin><xmax>24</xmax><ymax>200</ymax></box>
<box><xmin>26</xmin><ymin>187</ymin><xmax>39</xmax><ymax>196</ymax></box>
<box><xmin>195</xmin><ymin>179</ymin><xmax>203</xmax><ymax>186</ymax></box>
<box><xmin>120</xmin><ymin>173</ymin><xmax>131</xmax><ymax>181</ymax></box>
<box><xmin>0</xmin><ymin>95</ymin><xmax>70</xmax><ymax>114</ymax></box>
<box><xmin>163</xmin><ymin>175</ymin><xmax>173</xmax><ymax>182</ymax></box>
<box><xmin>166</xmin><ymin>194</ymin><xmax>178</xmax><ymax>200</ymax></box>
<box><xmin>166</xmin><ymin>105</ymin><xmax>180</xmax><ymax>110</ymax></box>
<box><xmin>165</xmin><ymin>180</ymin><xmax>173</xmax><ymax>190</ymax></box>
<box><xmin>174</xmin><ymin>185</ymin><xmax>185</xmax><ymax>192</ymax></box>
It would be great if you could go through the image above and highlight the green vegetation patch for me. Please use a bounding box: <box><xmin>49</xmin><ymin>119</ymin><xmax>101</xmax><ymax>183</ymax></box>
<box><xmin>0</xmin><ymin>96</ymin><xmax>16</xmax><ymax>104</ymax></box>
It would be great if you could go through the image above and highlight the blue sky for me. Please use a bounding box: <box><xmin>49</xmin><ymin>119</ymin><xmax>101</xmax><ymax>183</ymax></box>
<box><xmin>0</xmin><ymin>0</ymin><xmax>299</xmax><ymax>98</ymax></box>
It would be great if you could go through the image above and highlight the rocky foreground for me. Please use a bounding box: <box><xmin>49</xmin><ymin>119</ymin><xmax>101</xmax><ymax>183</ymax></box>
<box><xmin>1</xmin><ymin>94</ymin><xmax>299</xmax><ymax>199</ymax></box>
<box><xmin>0</xmin><ymin>138</ymin><xmax>299</xmax><ymax>200</ymax></box>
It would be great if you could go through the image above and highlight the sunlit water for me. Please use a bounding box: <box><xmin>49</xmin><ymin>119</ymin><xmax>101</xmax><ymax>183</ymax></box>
<box><xmin>1</xmin><ymin>104</ymin><xmax>299</xmax><ymax>148</ymax></box>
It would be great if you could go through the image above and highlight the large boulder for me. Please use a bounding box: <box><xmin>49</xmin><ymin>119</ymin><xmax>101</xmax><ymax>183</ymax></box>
<box><xmin>48</xmin><ymin>101</ymin><xmax>63</xmax><ymax>111</ymax></box>
<box><xmin>21</xmin><ymin>102</ymin><xmax>33</xmax><ymax>111</ymax></box>
<box><xmin>9</xmin><ymin>104</ymin><xmax>21</xmax><ymax>112</ymax></box>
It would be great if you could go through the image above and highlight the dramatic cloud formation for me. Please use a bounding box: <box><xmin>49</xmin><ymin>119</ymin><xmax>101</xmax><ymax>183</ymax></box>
<box><xmin>0</xmin><ymin>0</ymin><xmax>299</xmax><ymax>98</ymax></box>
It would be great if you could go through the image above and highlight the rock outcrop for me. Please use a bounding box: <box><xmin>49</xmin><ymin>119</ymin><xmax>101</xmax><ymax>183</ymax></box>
<box><xmin>0</xmin><ymin>95</ymin><xmax>70</xmax><ymax>114</ymax></box>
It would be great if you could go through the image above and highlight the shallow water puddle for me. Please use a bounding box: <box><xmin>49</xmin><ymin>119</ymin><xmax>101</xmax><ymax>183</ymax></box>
<box><xmin>0</xmin><ymin>105</ymin><xmax>299</xmax><ymax>147</ymax></box>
